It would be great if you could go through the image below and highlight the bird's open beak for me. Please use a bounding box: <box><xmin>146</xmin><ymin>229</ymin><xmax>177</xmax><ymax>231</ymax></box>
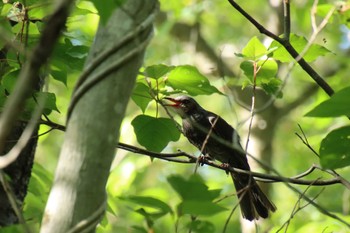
<box><xmin>164</xmin><ymin>97</ymin><xmax>181</xmax><ymax>108</ymax></box>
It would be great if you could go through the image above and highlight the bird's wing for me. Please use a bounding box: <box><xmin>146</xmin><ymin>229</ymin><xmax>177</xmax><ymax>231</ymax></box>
<box><xmin>207</xmin><ymin>112</ymin><xmax>249</xmax><ymax>168</ymax></box>
<box><xmin>207</xmin><ymin>112</ymin><xmax>238</xmax><ymax>143</ymax></box>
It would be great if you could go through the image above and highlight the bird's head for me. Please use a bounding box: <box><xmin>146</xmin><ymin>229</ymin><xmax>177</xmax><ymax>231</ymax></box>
<box><xmin>164</xmin><ymin>95</ymin><xmax>201</xmax><ymax>118</ymax></box>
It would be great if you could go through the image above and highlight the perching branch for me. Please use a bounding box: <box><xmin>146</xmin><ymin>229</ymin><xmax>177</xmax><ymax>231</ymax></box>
<box><xmin>40</xmin><ymin>120</ymin><xmax>345</xmax><ymax>187</ymax></box>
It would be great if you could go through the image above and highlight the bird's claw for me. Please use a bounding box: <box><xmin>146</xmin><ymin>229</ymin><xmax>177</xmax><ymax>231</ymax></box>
<box><xmin>197</xmin><ymin>155</ymin><xmax>212</xmax><ymax>166</ymax></box>
<box><xmin>220</xmin><ymin>163</ymin><xmax>231</xmax><ymax>175</ymax></box>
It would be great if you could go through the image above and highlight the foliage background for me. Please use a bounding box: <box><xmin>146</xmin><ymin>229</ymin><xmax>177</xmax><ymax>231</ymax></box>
<box><xmin>1</xmin><ymin>0</ymin><xmax>350</xmax><ymax>232</ymax></box>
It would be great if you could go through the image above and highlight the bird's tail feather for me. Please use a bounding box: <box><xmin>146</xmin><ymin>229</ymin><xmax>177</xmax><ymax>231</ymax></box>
<box><xmin>231</xmin><ymin>172</ymin><xmax>276</xmax><ymax>221</ymax></box>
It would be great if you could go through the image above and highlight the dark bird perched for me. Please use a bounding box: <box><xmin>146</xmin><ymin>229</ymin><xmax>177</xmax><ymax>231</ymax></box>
<box><xmin>165</xmin><ymin>95</ymin><xmax>276</xmax><ymax>221</ymax></box>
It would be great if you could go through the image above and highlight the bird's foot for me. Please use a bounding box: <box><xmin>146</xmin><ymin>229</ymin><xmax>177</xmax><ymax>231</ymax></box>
<box><xmin>220</xmin><ymin>163</ymin><xmax>231</xmax><ymax>175</ymax></box>
<box><xmin>197</xmin><ymin>155</ymin><xmax>212</xmax><ymax>166</ymax></box>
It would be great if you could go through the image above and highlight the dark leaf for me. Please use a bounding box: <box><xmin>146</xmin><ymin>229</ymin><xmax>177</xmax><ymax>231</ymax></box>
<box><xmin>320</xmin><ymin>126</ymin><xmax>350</xmax><ymax>169</ymax></box>
<box><xmin>131</xmin><ymin>82</ymin><xmax>153</xmax><ymax>112</ymax></box>
<box><xmin>131</xmin><ymin>115</ymin><xmax>180</xmax><ymax>152</ymax></box>
<box><xmin>305</xmin><ymin>86</ymin><xmax>350</xmax><ymax>117</ymax></box>
<box><xmin>178</xmin><ymin>200</ymin><xmax>227</xmax><ymax>216</ymax></box>
<box><xmin>167</xmin><ymin>175</ymin><xmax>221</xmax><ymax>201</ymax></box>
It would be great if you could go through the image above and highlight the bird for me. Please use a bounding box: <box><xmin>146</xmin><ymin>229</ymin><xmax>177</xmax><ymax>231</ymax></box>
<box><xmin>164</xmin><ymin>95</ymin><xmax>276</xmax><ymax>221</ymax></box>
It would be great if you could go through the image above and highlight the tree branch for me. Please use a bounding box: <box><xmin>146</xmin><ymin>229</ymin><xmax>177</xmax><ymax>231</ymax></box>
<box><xmin>226</xmin><ymin>0</ymin><xmax>335</xmax><ymax>96</ymax></box>
<box><xmin>40</xmin><ymin>120</ymin><xmax>345</xmax><ymax>187</ymax></box>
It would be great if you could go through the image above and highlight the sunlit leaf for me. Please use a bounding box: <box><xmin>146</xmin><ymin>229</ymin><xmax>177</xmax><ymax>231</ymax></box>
<box><xmin>131</xmin><ymin>115</ymin><xmax>180</xmax><ymax>152</ymax></box>
<box><xmin>240</xmin><ymin>36</ymin><xmax>267</xmax><ymax>60</ymax></box>
<box><xmin>240</xmin><ymin>59</ymin><xmax>278</xmax><ymax>81</ymax></box>
<box><xmin>320</xmin><ymin>126</ymin><xmax>350</xmax><ymax>169</ymax></box>
<box><xmin>167</xmin><ymin>65</ymin><xmax>223</xmax><ymax>96</ymax></box>
<box><xmin>270</xmin><ymin>34</ymin><xmax>331</xmax><ymax>62</ymax></box>
<box><xmin>305</xmin><ymin>86</ymin><xmax>350</xmax><ymax>117</ymax></box>
<box><xmin>240</xmin><ymin>59</ymin><xmax>281</xmax><ymax>95</ymax></box>
<box><xmin>143</xmin><ymin>64</ymin><xmax>174</xmax><ymax>79</ymax></box>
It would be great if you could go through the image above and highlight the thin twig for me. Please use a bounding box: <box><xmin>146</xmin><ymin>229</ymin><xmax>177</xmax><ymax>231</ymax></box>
<box><xmin>276</xmin><ymin>180</ymin><xmax>324</xmax><ymax>233</ymax></box>
<box><xmin>296</xmin><ymin>124</ymin><xmax>350</xmax><ymax>190</ymax></box>
<box><xmin>195</xmin><ymin>116</ymin><xmax>219</xmax><ymax>173</ymax></box>
<box><xmin>311</xmin><ymin>0</ymin><xmax>319</xmax><ymax>32</ymax></box>
<box><xmin>295</xmin><ymin>124</ymin><xmax>319</xmax><ymax>157</ymax></box>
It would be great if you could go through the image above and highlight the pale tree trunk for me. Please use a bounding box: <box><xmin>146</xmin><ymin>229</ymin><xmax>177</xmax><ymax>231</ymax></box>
<box><xmin>40</xmin><ymin>1</ymin><xmax>158</xmax><ymax>232</ymax></box>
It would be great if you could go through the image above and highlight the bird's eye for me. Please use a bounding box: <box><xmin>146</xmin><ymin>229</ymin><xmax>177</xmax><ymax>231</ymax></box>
<box><xmin>182</xmin><ymin>99</ymin><xmax>189</xmax><ymax>105</ymax></box>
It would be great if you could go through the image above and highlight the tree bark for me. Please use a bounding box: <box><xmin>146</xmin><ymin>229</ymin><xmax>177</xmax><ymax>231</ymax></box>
<box><xmin>40</xmin><ymin>1</ymin><xmax>158</xmax><ymax>232</ymax></box>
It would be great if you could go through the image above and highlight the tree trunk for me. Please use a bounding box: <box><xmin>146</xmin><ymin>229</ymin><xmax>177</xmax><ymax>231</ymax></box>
<box><xmin>40</xmin><ymin>1</ymin><xmax>158</xmax><ymax>232</ymax></box>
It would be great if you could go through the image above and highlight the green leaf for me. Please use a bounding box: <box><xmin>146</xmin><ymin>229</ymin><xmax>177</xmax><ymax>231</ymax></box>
<box><xmin>270</xmin><ymin>34</ymin><xmax>331</xmax><ymax>62</ymax></box>
<box><xmin>143</xmin><ymin>64</ymin><xmax>174</xmax><ymax>79</ymax></box>
<box><xmin>240</xmin><ymin>59</ymin><xmax>281</xmax><ymax>95</ymax></box>
<box><xmin>119</xmin><ymin>195</ymin><xmax>173</xmax><ymax>229</ymax></box>
<box><xmin>187</xmin><ymin>220</ymin><xmax>215</xmax><ymax>233</ymax></box>
<box><xmin>25</xmin><ymin>92</ymin><xmax>60</xmax><ymax>117</ymax></box>
<box><xmin>240</xmin><ymin>59</ymin><xmax>278</xmax><ymax>81</ymax></box>
<box><xmin>2</xmin><ymin>69</ymin><xmax>20</xmax><ymax>93</ymax></box>
<box><xmin>167</xmin><ymin>65</ymin><xmax>223</xmax><ymax>96</ymax></box>
<box><xmin>169</xmin><ymin>175</ymin><xmax>226</xmax><ymax>217</ymax></box>
<box><xmin>120</xmin><ymin>195</ymin><xmax>173</xmax><ymax>215</ymax></box>
<box><xmin>305</xmin><ymin>86</ymin><xmax>350</xmax><ymax>117</ymax></box>
<box><xmin>320</xmin><ymin>126</ymin><xmax>350</xmax><ymax>169</ymax></box>
<box><xmin>178</xmin><ymin>200</ymin><xmax>227</xmax><ymax>216</ymax></box>
<box><xmin>261</xmin><ymin>78</ymin><xmax>282</xmax><ymax>96</ymax></box>
<box><xmin>316</xmin><ymin>4</ymin><xmax>335</xmax><ymax>20</ymax></box>
<box><xmin>131</xmin><ymin>115</ymin><xmax>180</xmax><ymax>152</ymax></box>
<box><xmin>131</xmin><ymin>82</ymin><xmax>153</xmax><ymax>112</ymax></box>
<box><xmin>90</xmin><ymin>0</ymin><xmax>126</xmax><ymax>24</ymax></box>
<box><xmin>66</xmin><ymin>45</ymin><xmax>89</xmax><ymax>59</ymax></box>
<box><xmin>28</xmin><ymin>163</ymin><xmax>53</xmax><ymax>197</ymax></box>
<box><xmin>0</xmin><ymin>86</ymin><xmax>7</xmax><ymax>110</ymax></box>
<box><xmin>131</xmin><ymin>226</ymin><xmax>148</xmax><ymax>233</ymax></box>
<box><xmin>240</xmin><ymin>36</ymin><xmax>267</xmax><ymax>60</ymax></box>
<box><xmin>51</xmin><ymin>70</ymin><xmax>67</xmax><ymax>86</ymax></box>
<box><xmin>167</xmin><ymin>175</ymin><xmax>221</xmax><ymax>202</ymax></box>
